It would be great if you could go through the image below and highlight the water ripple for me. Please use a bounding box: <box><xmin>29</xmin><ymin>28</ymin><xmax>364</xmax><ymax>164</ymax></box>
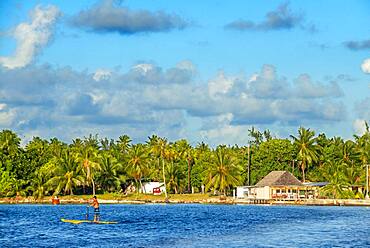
<box><xmin>1</xmin><ymin>204</ymin><xmax>370</xmax><ymax>247</ymax></box>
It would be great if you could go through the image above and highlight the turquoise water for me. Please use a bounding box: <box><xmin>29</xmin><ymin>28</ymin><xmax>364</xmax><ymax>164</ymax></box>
<box><xmin>1</xmin><ymin>204</ymin><xmax>369</xmax><ymax>247</ymax></box>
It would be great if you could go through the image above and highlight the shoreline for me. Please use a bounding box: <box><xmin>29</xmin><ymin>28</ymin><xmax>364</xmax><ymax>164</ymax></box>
<box><xmin>2</xmin><ymin>197</ymin><xmax>370</xmax><ymax>207</ymax></box>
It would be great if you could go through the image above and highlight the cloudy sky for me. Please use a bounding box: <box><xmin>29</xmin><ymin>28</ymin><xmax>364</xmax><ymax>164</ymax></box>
<box><xmin>0</xmin><ymin>0</ymin><xmax>369</xmax><ymax>146</ymax></box>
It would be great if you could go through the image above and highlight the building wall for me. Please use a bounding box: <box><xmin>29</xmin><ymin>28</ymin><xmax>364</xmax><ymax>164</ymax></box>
<box><xmin>252</xmin><ymin>186</ymin><xmax>270</xmax><ymax>199</ymax></box>
<box><xmin>236</xmin><ymin>186</ymin><xmax>250</xmax><ymax>198</ymax></box>
<box><xmin>140</xmin><ymin>182</ymin><xmax>165</xmax><ymax>194</ymax></box>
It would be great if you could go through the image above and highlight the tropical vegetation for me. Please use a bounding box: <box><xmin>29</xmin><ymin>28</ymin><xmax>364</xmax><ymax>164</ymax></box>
<box><xmin>0</xmin><ymin>123</ymin><xmax>369</xmax><ymax>199</ymax></box>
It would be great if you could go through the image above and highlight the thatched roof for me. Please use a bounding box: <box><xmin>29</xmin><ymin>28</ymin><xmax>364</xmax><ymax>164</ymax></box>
<box><xmin>255</xmin><ymin>171</ymin><xmax>303</xmax><ymax>187</ymax></box>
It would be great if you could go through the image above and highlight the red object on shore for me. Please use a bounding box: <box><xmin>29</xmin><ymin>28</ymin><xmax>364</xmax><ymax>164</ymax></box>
<box><xmin>52</xmin><ymin>198</ymin><xmax>60</xmax><ymax>205</ymax></box>
<box><xmin>153</xmin><ymin>187</ymin><xmax>161</xmax><ymax>195</ymax></box>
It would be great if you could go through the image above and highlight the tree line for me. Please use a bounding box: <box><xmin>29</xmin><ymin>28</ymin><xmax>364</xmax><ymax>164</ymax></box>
<box><xmin>0</xmin><ymin>124</ymin><xmax>369</xmax><ymax>199</ymax></box>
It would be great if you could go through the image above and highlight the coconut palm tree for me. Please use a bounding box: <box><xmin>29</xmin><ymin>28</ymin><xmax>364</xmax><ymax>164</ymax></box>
<box><xmin>71</xmin><ymin>138</ymin><xmax>100</xmax><ymax>195</ymax></box>
<box><xmin>290</xmin><ymin>127</ymin><xmax>320</xmax><ymax>182</ymax></box>
<box><xmin>166</xmin><ymin>161</ymin><xmax>184</xmax><ymax>194</ymax></box>
<box><xmin>48</xmin><ymin>149</ymin><xmax>84</xmax><ymax>195</ymax></box>
<box><xmin>174</xmin><ymin>139</ymin><xmax>194</xmax><ymax>193</ymax></box>
<box><xmin>147</xmin><ymin>136</ymin><xmax>169</xmax><ymax>198</ymax></box>
<box><xmin>205</xmin><ymin>147</ymin><xmax>242</xmax><ymax>195</ymax></box>
<box><xmin>320</xmin><ymin>160</ymin><xmax>350</xmax><ymax>198</ymax></box>
<box><xmin>341</xmin><ymin>140</ymin><xmax>359</xmax><ymax>165</ymax></box>
<box><xmin>147</xmin><ymin>135</ymin><xmax>161</xmax><ymax>180</ymax></box>
<box><xmin>96</xmin><ymin>151</ymin><xmax>121</xmax><ymax>192</ymax></box>
<box><xmin>27</xmin><ymin>172</ymin><xmax>48</xmax><ymax>199</ymax></box>
<box><xmin>116</xmin><ymin>135</ymin><xmax>132</xmax><ymax>158</ymax></box>
<box><xmin>355</xmin><ymin>131</ymin><xmax>370</xmax><ymax>168</ymax></box>
<box><xmin>0</xmin><ymin>130</ymin><xmax>21</xmax><ymax>157</ymax></box>
<box><xmin>100</xmin><ymin>137</ymin><xmax>115</xmax><ymax>151</ymax></box>
<box><xmin>48</xmin><ymin>138</ymin><xmax>65</xmax><ymax>159</ymax></box>
<box><xmin>127</xmin><ymin>144</ymin><xmax>149</xmax><ymax>193</ymax></box>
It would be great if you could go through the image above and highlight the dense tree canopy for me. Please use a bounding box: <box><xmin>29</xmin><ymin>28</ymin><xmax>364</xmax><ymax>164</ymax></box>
<box><xmin>0</xmin><ymin>124</ymin><xmax>369</xmax><ymax>199</ymax></box>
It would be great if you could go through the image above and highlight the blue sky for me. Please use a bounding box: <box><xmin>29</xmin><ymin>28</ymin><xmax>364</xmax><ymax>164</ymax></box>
<box><xmin>0</xmin><ymin>0</ymin><xmax>369</xmax><ymax>146</ymax></box>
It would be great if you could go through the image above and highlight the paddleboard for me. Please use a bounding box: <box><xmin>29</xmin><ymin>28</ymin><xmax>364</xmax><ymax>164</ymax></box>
<box><xmin>61</xmin><ymin>218</ymin><xmax>118</xmax><ymax>224</ymax></box>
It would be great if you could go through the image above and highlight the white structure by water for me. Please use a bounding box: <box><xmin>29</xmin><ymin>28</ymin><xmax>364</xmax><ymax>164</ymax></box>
<box><xmin>140</xmin><ymin>182</ymin><xmax>166</xmax><ymax>194</ymax></box>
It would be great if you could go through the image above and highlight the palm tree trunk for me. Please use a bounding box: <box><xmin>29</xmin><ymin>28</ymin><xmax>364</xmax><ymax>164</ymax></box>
<box><xmin>162</xmin><ymin>159</ymin><xmax>168</xmax><ymax>198</ymax></box>
<box><xmin>187</xmin><ymin>159</ymin><xmax>191</xmax><ymax>193</ymax></box>
<box><xmin>301</xmin><ymin>161</ymin><xmax>306</xmax><ymax>182</ymax></box>
<box><xmin>157</xmin><ymin>158</ymin><xmax>161</xmax><ymax>181</ymax></box>
<box><xmin>140</xmin><ymin>179</ymin><xmax>145</xmax><ymax>193</ymax></box>
<box><xmin>92</xmin><ymin>179</ymin><xmax>95</xmax><ymax>196</ymax></box>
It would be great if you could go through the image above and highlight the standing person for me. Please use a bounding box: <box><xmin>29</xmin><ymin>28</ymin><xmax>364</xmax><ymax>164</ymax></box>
<box><xmin>90</xmin><ymin>196</ymin><xmax>100</xmax><ymax>222</ymax></box>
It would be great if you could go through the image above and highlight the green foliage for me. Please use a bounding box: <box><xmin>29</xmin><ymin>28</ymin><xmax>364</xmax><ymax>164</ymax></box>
<box><xmin>250</xmin><ymin>139</ymin><xmax>294</xmax><ymax>185</ymax></box>
<box><xmin>0</xmin><ymin>124</ymin><xmax>369</xmax><ymax>199</ymax></box>
<box><xmin>0</xmin><ymin>168</ymin><xmax>17</xmax><ymax>197</ymax></box>
<box><xmin>291</xmin><ymin>127</ymin><xmax>321</xmax><ymax>182</ymax></box>
<box><xmin>205</xmin><ymin>146</ymin><xmax>242</xmax><ymax>195</ymax></box>
<box><xmin>96</xmin><ymin>151</ymin><xmax>122</xmax><ymax>193</ymax></box>
<box><xmin>47</xmin><ymin>149</ymin><xmax>84</xmax><ymax>195</ymax></box>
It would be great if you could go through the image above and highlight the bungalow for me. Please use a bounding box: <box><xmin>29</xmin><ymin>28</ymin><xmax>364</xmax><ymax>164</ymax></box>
<box><xmin>247</xmin><ymin>171</ymin><xmax>317</xmax><ymax>200</ymax></box>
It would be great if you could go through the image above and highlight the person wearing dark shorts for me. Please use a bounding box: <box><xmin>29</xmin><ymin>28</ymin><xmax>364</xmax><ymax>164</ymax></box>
<box><xmin>90</xmin><ymin>196</ymin><xmax>100</xmax><ymax>222</ymax></box>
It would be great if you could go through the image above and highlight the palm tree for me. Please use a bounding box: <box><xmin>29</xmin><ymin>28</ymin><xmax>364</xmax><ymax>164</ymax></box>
<box><xmin>290</xmin><ymin>127</ymin><xmax>320</xmax><ymax>182</ymax></box>
<box><xmin>72</xmin><ymin>139</ymin><xmax>100</xmax><ymax>195</ymax></box>
<box><xmin>0</xmin><ymin>168</ymin><xmax>16</xmax><ymax>197</ymax></box>
<box><xmin>355</xmin><ymin>130</ymin><xmax>370</xmax><ymax>168</ymax></box>
<box><xmin>0</xmin><ymin>130</ymin><xmax>21</xmax><ymax>157</ymax></box>
<box><xmin>320</xmin><ymin>160</ymin><xmax>350</xmax><ymax>199</ymax></box>
<box><xmin>147</xmin><ymin>136</ymin><xmax>169</xmax><ymax>198</ymax></box>
<box><xmin>354</xmin><ymin>125</ymin><xmax>370</xmax><ymax>195</ymax></box>
<box><xmin>147</xmin><ymin>135</ymin><xmax>161</xmax><ymax>180</ymax></box>
<box><xmin>174</xmin><ymin>139</ymin><xmax>194</xmax><ymax>193</ymax></box>
<box><xmin>205</xmin><ymin>147</ymin><xmax>242</xmax><ymax>195</ymax></box>
<box><xmin>48</xmin><ymin>149</ymin><xmax>84</xmax><ymax>195</ymax></box>
<box><xmin>0</xmin><ymin>130</ymin><xmax>21</xmax><ymax>179</ymax></box>
<box><xmin>341</xmin><ymin>140</ymin><xmax>359</xmax><ymax>165</ymax></box>
<box><xmin>100</xmin><ymin>137</ymin><xmax>115</xmax><ymax>151</ymax></box>
<box><xmin>164</xmin><ymin>145</ymin><xmax>185</xmax><ymax>193</ymax></box>
<box><xmin>27</xmin><ymin>172</ymin><xmax>48</xmax><ymax>199</ymax></box>
<box><xmin>116</xmin><ymin>135</ymin><xmax>132</xmax><ymax>158</ymax></box>
<box><xmin>48</xmin><ymin>138</ymin><xmax>65</xmax><ymax>159</ymax></box>
<box><xmin>96</xmin><ymin>151</ymin><xmax>121</xmax><ymax>192</ymax></box>
<box><xmin>321</xmin><ymin>175</ymin><xmax>349</xmax><ymax>199</ymax></box>
<box><xmin>127</xmin><ymin>144</ymin><xmax>149</xmax><ymax>193</ymax></box>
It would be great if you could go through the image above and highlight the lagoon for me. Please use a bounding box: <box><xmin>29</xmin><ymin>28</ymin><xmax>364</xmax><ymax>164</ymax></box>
<box><xmin>1</xmin><ymin>204</ymin><xmax>369</xmax><ymax>247</ymax></box>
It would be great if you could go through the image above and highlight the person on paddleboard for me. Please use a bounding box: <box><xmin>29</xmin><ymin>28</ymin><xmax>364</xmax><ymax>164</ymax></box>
<box><xmin>90</xmin><ymin>196</ymin><xmax>100</xmax><ymax>222</ymax></box>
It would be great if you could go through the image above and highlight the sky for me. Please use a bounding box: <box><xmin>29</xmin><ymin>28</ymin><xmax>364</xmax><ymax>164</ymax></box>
<box><xmin>0</xmin><ymin>0</ymin><xmax>369</xmax><ymax>146</ymax></box>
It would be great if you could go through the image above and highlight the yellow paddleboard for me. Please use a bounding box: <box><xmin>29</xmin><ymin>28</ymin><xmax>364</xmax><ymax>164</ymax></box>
<box><xmin>61</xmin><ymin>218</ymin><xmax>118</xmax><ymax>224</ymax></box>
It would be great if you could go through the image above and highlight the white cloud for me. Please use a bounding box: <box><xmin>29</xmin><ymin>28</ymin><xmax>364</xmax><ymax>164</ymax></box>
<box><xmin>294</xmin><ymin>74</ymin><xmax>342</xmax><ymax>98</ymax></box>
<box><xmin>353</xmin><ymin>119</ymin><xmax>368</xmax><ymax>135</ymax></box>
<box><xmin>133</xmin><ymin>63</ymin><xmax>155</xmax><ymax>74</ymax></box>
<box><xmin>248</xmin><ymin>73</ymin><xmax>258</xmax><ymax>83</ymax></box>
<box><xmin>93</xmin><ymin>68</ymin><xmax>112</xmax><ymax>81</ymax></box>
<box><xmin>0</xmin><ymin>107</ymin><xmax>16</xmax><ymax>127</ymax></box>
<box><xmin>0</xmin><ymin>103</ymin><xmax>7</xmax><ymax>111</ymax></box>
<box><xmin>199</xmin><ymin>114</ymin><xmax>250</xmax><ymax>146</ymax></box>
<box><xmin>361</xmin><ymin>58</ymin><xmax>370</xmax><ymax>74</ymax></box>
<box><xmin>176</xmin><ymin>60</ymin><xmax>196</xmax><ymax>72</ymax></box>
<box><xmin>0</xmin><ymin>5</ymin><xmax>60</xmax><ymax>69</ymax></box>
<box><xmin>208</xmin><ymin>71</ymin><xmax>234</xmax><ymax>98</ymax></box>
<box><xmin>0</xmin><ymin>62</ymin><xmax>348</xmax><ymax>145</ymax></box>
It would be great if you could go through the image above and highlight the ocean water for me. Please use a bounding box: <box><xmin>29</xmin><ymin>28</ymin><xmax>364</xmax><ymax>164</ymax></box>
<box><xmin>0</xmin><ymin>204</ymin><xmax>369</xmax><ymax>247</ymax></box>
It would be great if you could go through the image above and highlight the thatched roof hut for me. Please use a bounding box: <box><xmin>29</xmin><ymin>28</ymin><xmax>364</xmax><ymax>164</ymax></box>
<box><xmin>255</xmin><ymin>171</ymin><xmax>303</xmax><ymax>187</ymax></box>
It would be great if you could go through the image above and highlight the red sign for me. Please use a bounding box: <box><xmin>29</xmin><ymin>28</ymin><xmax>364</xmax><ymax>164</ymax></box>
<box><xmin>153</xmin><ymin>187</ymin><xmax>161</xmax><ymax>194</ymax></box>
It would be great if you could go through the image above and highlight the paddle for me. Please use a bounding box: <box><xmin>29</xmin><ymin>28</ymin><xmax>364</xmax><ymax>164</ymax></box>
<box><xmin>85</xmin><ymin>204</ymin><xmax>89</xmax><ymax>220</ymax></box>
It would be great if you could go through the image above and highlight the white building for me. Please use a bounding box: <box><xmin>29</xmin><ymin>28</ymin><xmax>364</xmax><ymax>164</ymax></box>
<box><xmin>236</xmin><ymin>186</ymin><xmax>252</xmax><ymax>199</ymax></box>
<box><xmin>140</xmin><ymin>182</ymin><xmax>166</xmax><ymax>194</ymax></box>
<box><xmin>248</xmin><ymin>171</ymin><xmax>307</xmax><ymax>200</ymax></box>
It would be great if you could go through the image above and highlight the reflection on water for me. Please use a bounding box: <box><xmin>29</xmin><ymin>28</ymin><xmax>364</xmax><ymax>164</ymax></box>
<box><xmin>0</xmin><ymin>204</ymin><xmax>370</xmax><ymax>247</ymax></box>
